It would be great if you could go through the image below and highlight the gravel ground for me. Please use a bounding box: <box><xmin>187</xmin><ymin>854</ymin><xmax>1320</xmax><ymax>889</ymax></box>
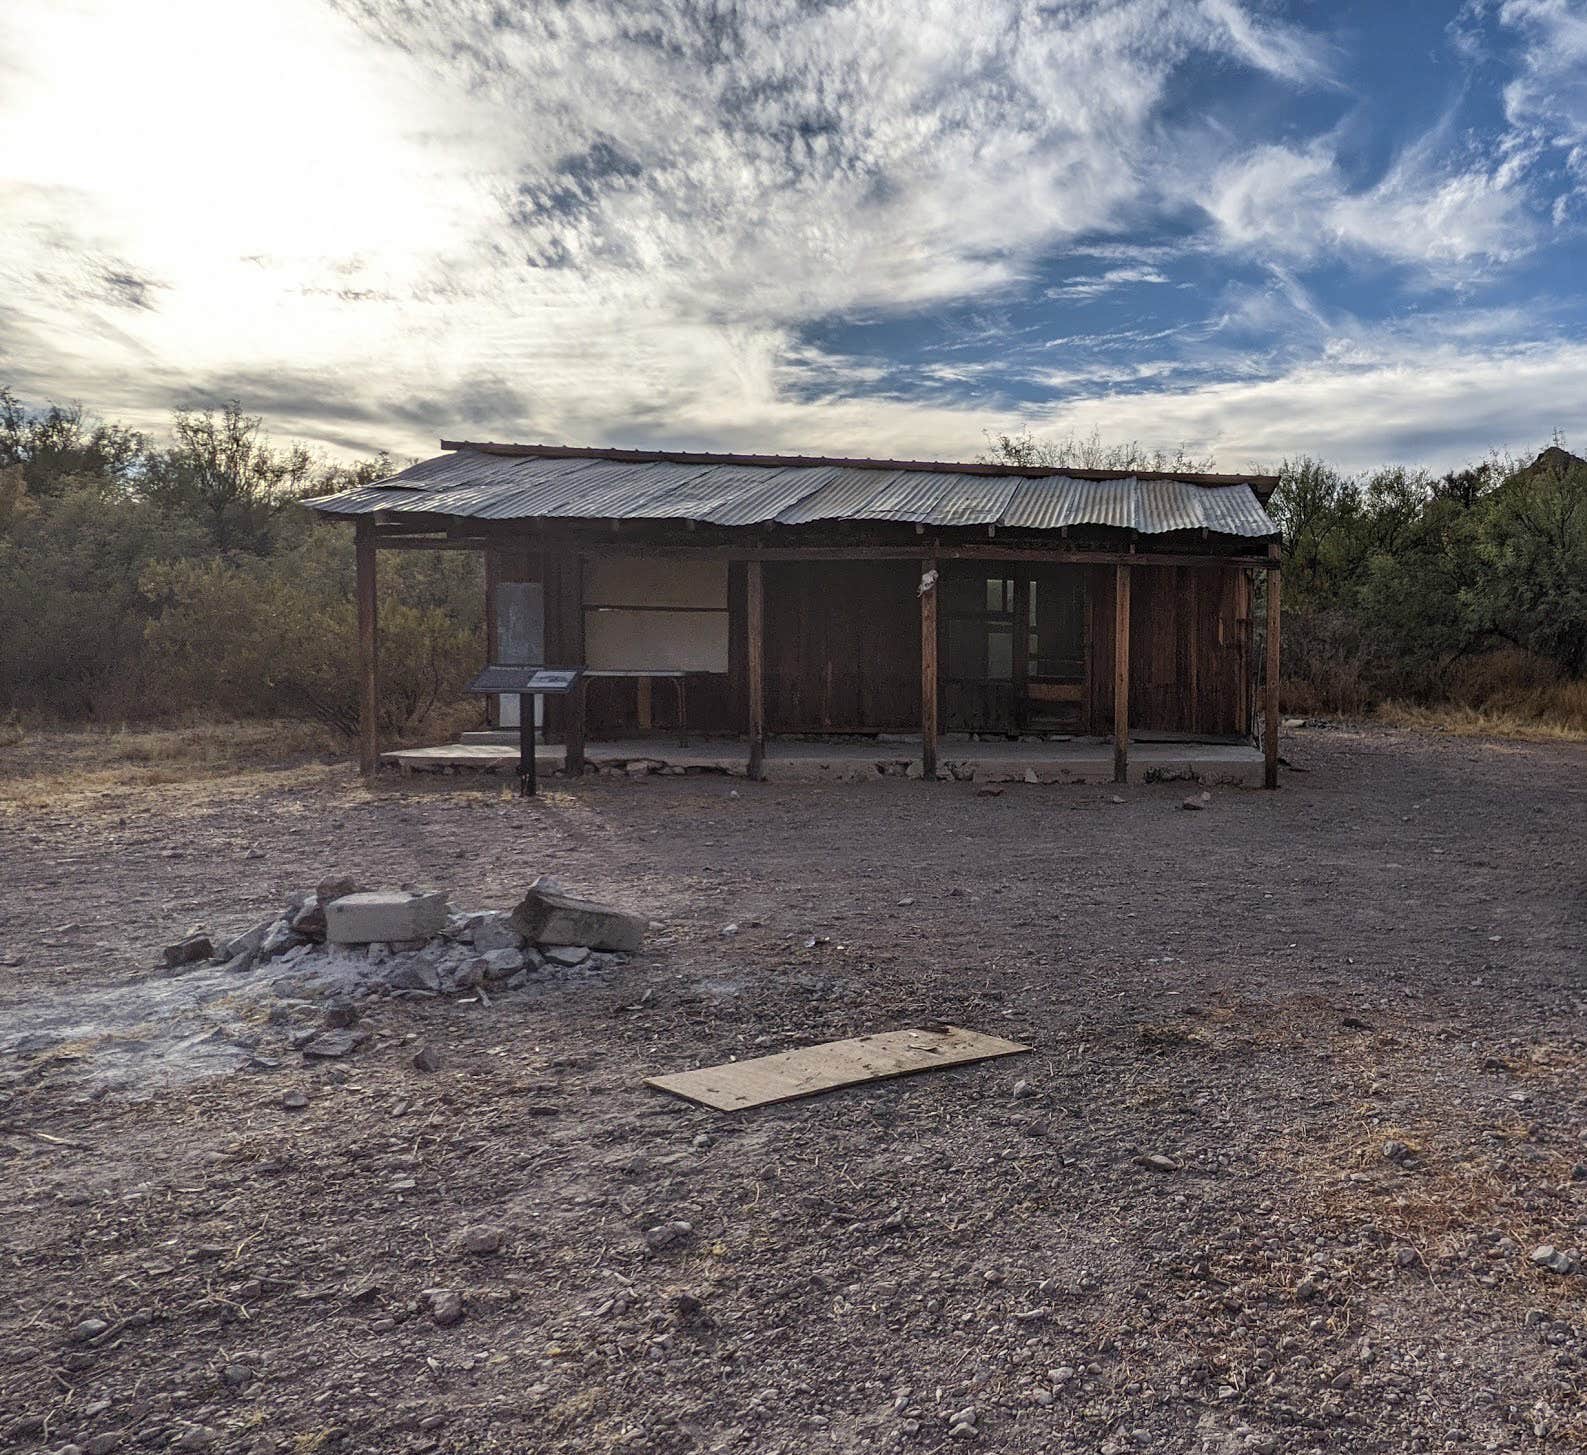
<box><xmin>0</xmin><ymin>723</ymin><xmax>1584</xmax><ymax>1455</ymax></box>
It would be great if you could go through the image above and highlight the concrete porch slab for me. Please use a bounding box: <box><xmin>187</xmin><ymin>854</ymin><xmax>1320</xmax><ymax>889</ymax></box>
<box><xmin>381</xmin><ymin>736</ymin><xmax>1264</xmax><ymax>787</ymax></box>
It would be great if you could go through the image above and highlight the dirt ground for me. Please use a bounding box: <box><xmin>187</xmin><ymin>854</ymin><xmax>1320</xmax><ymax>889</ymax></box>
<box><xmin>1</xmin><ymin>724</ymin><xmax>1584</xmax><ymax>1455</ymax></box>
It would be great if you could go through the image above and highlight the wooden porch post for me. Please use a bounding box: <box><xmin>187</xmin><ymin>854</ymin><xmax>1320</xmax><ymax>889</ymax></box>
<box><xmin>746</xmin><ymin>560</ymin><xmax>766</xmax><ymax>780</ymax></box>
<box><xmin>920</xmin><ymin>558</ymin><xmax>939</xmax><ymax>779</ymax></box>
<box><xmin>1113</xmin><ymin>562</ymin><xmax>1131</xmax><ymax>784</ymax></box>
<box><xmin>355</xmin><ymin>519</ymin><xmax>379</xmax><ymax>776</ymax></box>
<box><xmin>482</xmin><ymin>545</ymin><xmax>499</xmax><ymax>727</ymax></box>
<box><xmin>1264</xmin><ymin>549</ymin><xmax>1282</xmax><ymax>790</ymax></box>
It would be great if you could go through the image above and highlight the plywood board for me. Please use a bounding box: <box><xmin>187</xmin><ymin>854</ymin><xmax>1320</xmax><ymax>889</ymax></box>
<box><xmin>585</xmin><ymin>556</ymin><xmax>728</xmax><ymax>608</ymax></box>
<box><xmin>644</xmin><ymin>1025</ymin><xmax>1030</xmax><ymax>1112</ymax></box>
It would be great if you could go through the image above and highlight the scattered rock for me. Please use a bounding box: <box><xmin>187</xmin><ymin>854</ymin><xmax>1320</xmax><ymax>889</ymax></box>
<box><xmin>1181</xmin><ymin>793</ymin><xmax>1211</xmax><ymax>811</ymax></box>
<box><xmin>259</xmin><ymin>919</ymin><xmax>304</xmax><ymax>960</ymax></box>
<box><xmin>222</xmin><ymin>920</ymin><xmax>273</xmax><ymax>963</ymax></box>
<box><xmin>290</xmin><ymin>896</ymin><xmax>327</xmax><ymax>940</ymax></box>
<box><xmin>455</xmin><ymin>1225</ymin><xmax>505</xmax><ymax>1256</ymax></box>
<box><xmin>644</xmin><ymin>1220</ymin><xmax>694</xmax><ymax>1252</ymax></box>
<box><xmin>1531</xmin><ymin>1245</ymin><xmax>1578</xmax><ymax>1276</ymax></box>
<box><xmin>425</xmin><ymin>1288</ymin><xmax>465</xmax><ymax>1326</ymax></box>
<box><xmin>1011</xmin><ymin>1078</ymin><xmax>1036</xmax><ymax>1100</ymax></box>
<box><xmin>470</xmin><ymin>913</ymin><xmax>525</xmax><ymax>952</ymax></box>
<box><xmin>321</xmin><ymin>999</ymin><xmax>360</xmax><ymax>1029</ymax></box>
<box><xmin>542</xmin><ymin>944</ymin><xmax>591</xmax><ymax>968</ymax></box>
<box><xmin>161</xmin><ymin>933</ymin><xmax>213</xmax><ymax>969</ymax></box>
<box><xmin>315</xmin><ymin>876</ymin><xmax>358</xmax><ymax>906</ymax></box>
<box><xmin>511</xmin><ymin>878</ymin><xmax>646</xmax><ymax>952</ymax></box>
<box><xmin>412</xmin><ymin>1044</ymin><xmax>441</xmax><ymax>1073</ymax></box>
<box><xmin>70</xmin><ymin>1317</ymin><xmax>110</xmax><ymax>1343</ymax></box>
<box><xmin>279</xmin><ymin>1089</ymin><xmax>309</xmax><ymax>1111</ymax></box>
<box><xmin>481</xmin><ymin>948</ymin><xmax>525</xmax><ymax>978</ymax></box>
<box><xmin>299</xmin><ymin>1028</ymin><xmax>369</xmax><ymax>1059</ymax></box>
<box><xmin>1134</xmin><ymin>1153</ymin><xmax>1183</xmax><ymax>1172</ymax></box>
<box><xmin>387</xmin><ymin>961</ymin><xmax>442</xmax><ymax>993</ymax></box>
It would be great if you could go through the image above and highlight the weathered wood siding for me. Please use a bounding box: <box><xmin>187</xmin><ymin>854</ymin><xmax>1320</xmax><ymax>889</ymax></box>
<box><xmin>520</xmin><ymin>548</ymin><xmax>1248</xmax><ymax>740</ymax></box>
<box><xmin>1088</xmin><ymin>564</ymin><xmax>1251</xmax><ymax>736</ymax></box>
<box><xmin>763</xmin><ymin>561</ymin><xmax>920</xmax><ymax>732</ymax></box>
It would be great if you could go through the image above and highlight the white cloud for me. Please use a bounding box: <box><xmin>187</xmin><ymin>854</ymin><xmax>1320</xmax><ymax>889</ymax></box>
<box><xmin>1497</xmin><ymin>0</ymin><xmax>1587</xmax><ymax>178</ymax></box>
<box><xmin>0</xmin><ymin>0</ymin><xmax>1571</xmax><ymax>484</ymax></box>
<box><xmin>1205</xmin><ymin>139</ymin><xmax>1534</xmax><ymax>271</ymax></box>
<box><xmin>1045</xmin><ymin>266</ymin><xmax>1170</xmax><ymax>301</ymax></box>
<box><xmin>1011</xmin><ymin>319</ymin><xmax>1587</xmax><ymax>473</ymax></box>
<box><xmin>1198</xmin><ymin>0</ymin><xmax>1335</xmax><ymax>84</ymax></box>
<box><xmin>0</xmin><ymin>0</ymin><xmax>1346</xmax><ymax>459</ymax></box>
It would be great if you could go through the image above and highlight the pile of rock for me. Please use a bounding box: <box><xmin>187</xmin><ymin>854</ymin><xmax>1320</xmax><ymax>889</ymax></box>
<box><xmin>164</xmin><ymin>877</ymin><xmax>647</xmax><ymax>1004</ymax></box>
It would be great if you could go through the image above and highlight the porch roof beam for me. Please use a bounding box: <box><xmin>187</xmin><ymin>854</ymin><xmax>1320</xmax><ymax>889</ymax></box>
<box><xmin>366</xmin><ymin>526</ymin><xmax>1273</xmax><ymax>571</ymax></box>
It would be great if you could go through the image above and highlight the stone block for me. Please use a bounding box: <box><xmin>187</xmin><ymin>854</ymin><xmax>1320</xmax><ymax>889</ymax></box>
<box><xmin>325</xmin><ymin>890</ymin><xmax>449</xmax><ymax>945</ymax></box>
<box><xmin>510</xmin><ymin>881</ymin><xmax>646</xmax><ymax>953</ymax></box>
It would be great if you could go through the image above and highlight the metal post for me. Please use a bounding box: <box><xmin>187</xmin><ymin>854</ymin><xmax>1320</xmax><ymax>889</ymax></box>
<box><xmin>519</xmin><ymin>691</ymin><xmax>537</xmax><ymax>797</ymax></box>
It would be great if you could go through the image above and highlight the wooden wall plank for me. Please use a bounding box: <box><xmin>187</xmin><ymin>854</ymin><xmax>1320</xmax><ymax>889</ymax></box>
<box><xmin>763</xmin><ymin>561</ymin><xmax>919</xmax><ymax>732</ymax></box>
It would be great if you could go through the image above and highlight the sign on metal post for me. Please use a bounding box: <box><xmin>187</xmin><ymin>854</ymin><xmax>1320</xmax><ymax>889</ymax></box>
<box><xmin>464</xmin><ymin>665</ymin><xmax>584</xmax><ymax>796</ymax></box>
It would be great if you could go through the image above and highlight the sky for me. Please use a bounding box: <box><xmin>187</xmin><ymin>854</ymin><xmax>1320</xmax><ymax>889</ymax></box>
<box><xmin>2</xmin><ymin>1</ymin><xmax>1586</xmax><ymax>474</ymax></box>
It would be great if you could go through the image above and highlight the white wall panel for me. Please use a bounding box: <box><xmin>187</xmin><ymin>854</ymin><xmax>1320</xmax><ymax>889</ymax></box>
<box><xmin>585</xmin><ymin>608</ymin><xmax>729</xmax><ymax>672</ymax></box>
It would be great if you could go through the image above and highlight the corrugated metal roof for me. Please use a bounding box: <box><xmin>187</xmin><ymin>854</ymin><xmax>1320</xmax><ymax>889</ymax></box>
<box><xmin>305</xmin><ymin>447</ymin><xmax>1278</xmax><ymax>538</ymax></box>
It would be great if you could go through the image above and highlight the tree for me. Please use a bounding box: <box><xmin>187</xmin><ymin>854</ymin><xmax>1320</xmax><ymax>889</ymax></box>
<box><xmin>980</xmin><ymin>426</ymin><xmax>1216</xmax><ymax>474</ymax></box>
<box><xmin>1467</xmin><ymin>456</ymin><xmax>1587</xmax><ymax>676</ymax></box>
<box><xmin>141</xmin><ymin>402</ymin><xmax>316</xmax><ymax>553</ymax></box>
<box><xmin>0</xmin><ymin>388</ymin><xmax>146</xmax><ymax>495</ymax></box>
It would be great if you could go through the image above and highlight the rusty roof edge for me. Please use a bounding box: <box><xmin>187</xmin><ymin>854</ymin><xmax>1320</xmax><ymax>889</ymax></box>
<box><xmin>436</xmin><ymin>439</ymin><xmax>1280</xmax><ymax>491</ymax></box>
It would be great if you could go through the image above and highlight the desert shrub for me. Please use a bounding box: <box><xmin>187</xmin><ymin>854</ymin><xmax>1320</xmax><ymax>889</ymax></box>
<box><xmin>140</xmin><ymin>530</ymin><xmax>483</xmax><ymax>739</ymax></box>
<box><xmin>0</xmin><ymin>483</ymin><xmax>208</xmax><ymax>718</ymax></box>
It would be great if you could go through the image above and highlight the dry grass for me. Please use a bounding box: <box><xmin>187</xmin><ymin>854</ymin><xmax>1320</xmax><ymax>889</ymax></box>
<box><xmin>0</xmin><ymin>720</ymin><xmax>344</xmax><ymax>811</ymax></box>
<box><xmin>1287</xmin><ymin>648</ymin><xmax>1587</xmax><ymax>743</ymax></box>
<box><xmin>1375</xmin><ymin>689</ymin><xmax>1587</xmax><ymax>743</ymax></box>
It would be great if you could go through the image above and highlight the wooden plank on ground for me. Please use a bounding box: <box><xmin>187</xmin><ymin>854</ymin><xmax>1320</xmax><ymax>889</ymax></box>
<box><xmin>644</xmin><ymin>1024</ymin><xmax>1030</xmax><ymax>1112</ymax></box>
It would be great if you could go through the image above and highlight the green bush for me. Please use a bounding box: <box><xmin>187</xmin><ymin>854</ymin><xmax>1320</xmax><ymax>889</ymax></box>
<box><xmin>140</xmin><ymin>530</ymin><xmax>483</xmax><ymax>739</ymax></box>
<box><xmin>1</xmin><ymin>395</ymin><xmax>480</xmax><ymax>737</ymax></box>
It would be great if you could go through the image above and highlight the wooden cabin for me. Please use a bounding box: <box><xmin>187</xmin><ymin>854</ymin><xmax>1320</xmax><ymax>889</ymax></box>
<box><xmin>305</xmin><ymin>441</ymin><xmax>1283</xmax><ymax>786</ymax></box>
